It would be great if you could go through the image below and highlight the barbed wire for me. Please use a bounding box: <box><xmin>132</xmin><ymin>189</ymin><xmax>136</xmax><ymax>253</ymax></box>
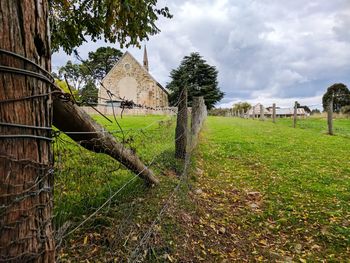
<box><xmin>1</xmin><ymin>47</ymin><xmax>204</xmax><ymax>262</ymax></box>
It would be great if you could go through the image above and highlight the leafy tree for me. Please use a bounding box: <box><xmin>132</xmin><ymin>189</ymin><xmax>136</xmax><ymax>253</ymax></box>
<box><xmin>311</xmin><ymin>109</ymin><xmax>321</xmax><ymax>115</ymax></box>
<box><xmin>55</xmin><ymin>79</ymin><xmax>78</xmax><ymax>96</ymax></box>
<box><xmin>49</xmin><ymin>0</ymin><xmax>172</xmax><ymax>54</ymax></box>
<box><xmin>341</xmin><ymin>105</ymin><xmax>350</xmax><ymax>115</ymax></box>
<box><xmin>322</xmin><ymin>83</ymin><xmax>350</xmax><ymax>112</ymax></box>
<box><xmin>1</xmin><ymin>0</ymin><xmax>172</xmax><ymax>259</ymax></box>
<box><xmin>232</xmin><ymin>102</ymin><xmax>251</xmax><ymax>113</ymax></box>
<box><xmin>296</xmin><ymin>102</ymin><xmax>311</xmax><ymax>113</ymax></box>
<box><xmin>57</xmin><ymin>46</ymin><xmax>123</xmax><ymax>103</ymax></box>
<box><xmin>166</xmin><ymin>52</ymin><xmax>224</xmax><ymax>110</ymax></box>
<box><xmin>79</xmin><ymin>80</ymin><xmax>98</xmax><ymax>105</ymax></box>
<box><xmin>85</xmin><ymin>47</ymin><xmax>123</xmax><ymax>80</ymax></box>
<box><xmin>209</xmin><ymin>108</ymin><xmax>231</xmax><ymax>116</ymax></box>
<box><xmin>58</xmin><ymin>60</ymin><xmax>89</xmax><ymax>90</ymax></box>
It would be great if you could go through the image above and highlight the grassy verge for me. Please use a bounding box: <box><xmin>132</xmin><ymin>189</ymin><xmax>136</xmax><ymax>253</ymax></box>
<box><xmin>54</xmin><ymin>115</ymin><xmax>187</xmax><ymax>261</ymax></box>
<box><xmin>55</xmin><ymin>115</ymin><xmax>350</xmax><ymax>262</ymax></box>
<box><xmin>269</xmin><ymin>116</ymin><xmax>350</xmax><ymax>138</ymax></box>
<box><xmin>182</xmin><ymin>116</ymin><xmax>350</xmax><ymax>261</ymax></box>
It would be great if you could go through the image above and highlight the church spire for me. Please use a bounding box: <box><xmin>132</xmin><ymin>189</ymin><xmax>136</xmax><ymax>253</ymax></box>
<box><xmin>143</xmin><ymin>45</ymin><xmax>149</xmax><ymax>72</ymax></box>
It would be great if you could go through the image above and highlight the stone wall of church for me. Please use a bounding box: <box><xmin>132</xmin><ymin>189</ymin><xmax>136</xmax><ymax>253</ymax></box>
<box><xmin>99</xmin><ymin>53</ymin><xmax>169</xmax><ymax>108</ymax></box>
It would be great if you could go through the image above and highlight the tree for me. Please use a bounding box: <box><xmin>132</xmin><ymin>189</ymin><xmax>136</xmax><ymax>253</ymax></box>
<box><xmin>166</xmin><ymin>52</ymin><xmax>224</xmax><ymax>110</ymax></box>
<box><xmin>79</xmin><ymin>80</ymin><xmax>99</xmax><ymax>105</ymax></box>
<box><xmin>1</xmin><ymin>0</ymin><xmax>170</xmax><ymax>260</ymax></box>
<box><xmin>0</xmin><ymin>1</ymin><xmax>54</xmax><ymax>261</ymax></box>
<box><xmin>58</xmin><ymin>60</ymin><xmax>89</xmax><ymax>90</ymax></box>
<box><xmin>85</xmin><ymin>47</ymin><xmax>123</xmax><ymax>81</ymax></box>
<box><xmin>296</xmin><ymin>102</ymin><xmax>311</xmax><ymax>113</ymax></box>
<box><xmin>55</xmin><ymin>79</ymin><xmax>79</xmax><ymax>97</ymax></box>
<box><xmin>57</xmin><ymin>47</ymin><xmax>122</xmax><ymax>103</ymax></box>
<box><xmin>49</xmin><ymin>0</ymin><xmax>172</xmax><ymax>54</ymax></box>
<box><xmin>322</xmin><ymin>83</ymin><xmax>350</xmax><ymax>112</ymax></box>
<box><xmin>311</xmin><ymin>109</ymin><xmax>321</xmax><ymax>115</ymax></box>
<box><xmin>232</xmin><ymin>102</ymin><xmax>251</xmax><ymax>113</ymax></box>
<box><xmin>341</xmin><ymin>105</ymin><xmax>350</xmax><ymax>115</ymax></box>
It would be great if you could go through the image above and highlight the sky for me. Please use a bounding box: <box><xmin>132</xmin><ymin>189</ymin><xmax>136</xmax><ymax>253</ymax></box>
<box><xmin>52</xmin><ymin>0</ymin><xmax>350</xmax><ymax>109</ymax></box>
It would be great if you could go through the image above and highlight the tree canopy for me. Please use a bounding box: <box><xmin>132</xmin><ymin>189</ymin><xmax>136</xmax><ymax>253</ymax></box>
<box><xmin>322</xmin><ymin>83</ymin><xmax>350</xmax><ymax>112</ymax></box>
<box><xmin>166</xmin><ymin>52</ymin><xmax>224</xmax><ymax>110</ymax></box>
<box><xmin>232</xmin><ymin>102</ymin><xmax>251</xmax><ymax>113</ymax></box>
<box><xmin>49</xmin><ymin>0</ymin><xmax>172</xmax><ymax>54</ymax></box>
<box><xmin>57</xmin><ymin>46</ymin><xmax>122</xmax><ymax>104</ymax></box>
<box><xmin>296</xmin><ymin>102</ymin><xmax>311</xmax><ymax>113</ymax></box>
<box><xmin>85</xmin><ymin>47</ymin><xmax>123</xmax><ymax>81</ymax></box>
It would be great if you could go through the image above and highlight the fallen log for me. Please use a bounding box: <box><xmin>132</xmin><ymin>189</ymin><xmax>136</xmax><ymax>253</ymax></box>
<box><xmin>52</xmin><ymin>98</ymin><xmax>159</xmax><ymax>185</ymax></box>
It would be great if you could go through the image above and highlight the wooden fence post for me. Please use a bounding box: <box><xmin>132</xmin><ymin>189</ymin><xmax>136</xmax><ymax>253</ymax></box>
<box><xmin>191</xmin><ymin>97</ymin><xmax>201</xmax><ymax>135</ymax></box>
<box><xmin>175</xmin><ymin>86</ymin><xmax>188</xmax><ymax>159</ymax></box>
<box><xmin>191</xmin><ymin>96</ymin><xmax>207</xmax><ymax>147</ymax></box>
<box><xmin>260</xmin><ymin>104</ymin><xmax>264</xmax><ymax>121</ymax></box>
<box><xmin>293</xmin><ymin>101</ymin><xmax>298</xmax><ymax>128</ymax></box>
<box><xmin>272</xmin><ymin>103</ymin><xmax>276</xmax><ymax>123</ymax></box>
<box><xmin>327</xmin><ymin>95</ymin><xmax>334</xmax><ymax>135</ymax></box>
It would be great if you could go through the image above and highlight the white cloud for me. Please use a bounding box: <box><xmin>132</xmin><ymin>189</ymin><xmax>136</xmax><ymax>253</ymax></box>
<box><xmin>52</xmin><ymin>0</ymin><xmax>350</xmax><ymax>109</ymax></box>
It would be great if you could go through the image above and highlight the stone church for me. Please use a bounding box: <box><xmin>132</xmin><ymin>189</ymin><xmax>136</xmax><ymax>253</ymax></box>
<box><xmin>99</xmin><ymin>47</ymin><xmax>169</xmax><ymax>108</ymax></box>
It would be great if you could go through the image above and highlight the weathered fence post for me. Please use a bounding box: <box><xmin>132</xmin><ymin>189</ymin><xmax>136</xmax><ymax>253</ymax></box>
<box><xmin>191</xmin><ymin>97</ymin><xmax>202</xmax><ymax>135</ymax></box>
<box><xmin>293</xmin><ymin>101</ymin><xmax>298</xmax><ymax>128</ymax></box>
<box><xmin>191</xmin><ymin>96</ymin><xmax>207</xmax><ymax>148</ymax></box>
<box><xmin>272</xmin><ymin>103</ymin><xmax>276</xmax><ymax>123</ymax></box>
<box><xmin>260</xmin><ymin>104</ymin><xmax>264</xmax><ymax>121</ymax></box>
<box><xmin>327</xmin><ymin>94</ymin><xmax>334</xmax><ymax>135</ymax></box>
<box><xmin>175</xmin><ymin>86</ymin><xmax>188</xmax><ymax>159</ymax></box>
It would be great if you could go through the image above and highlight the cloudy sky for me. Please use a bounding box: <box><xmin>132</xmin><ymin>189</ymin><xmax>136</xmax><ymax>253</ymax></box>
<box><xmin>52</xmin><ymin>0</ymin><xmax>350</xmax><ymax>109</ymax></box>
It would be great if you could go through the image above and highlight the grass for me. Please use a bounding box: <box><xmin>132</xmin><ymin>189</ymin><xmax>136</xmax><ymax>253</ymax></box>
<box><xmin>53</xmin><ymin>115</ymin><xmax>178</xmax><ymax>227</ymax></box>
<box><xmin>191</xmin><ymin>116</ymin><xmax>350</xmax><ymax>261</ymax></box>
<box><xmin>55</xmin><ymin>115</ymin><xmax>350</xmax><ymax>262</ymax></box>
<box><xmin>270</xmin><ymin>116</ymin><xmax>350</xmax><ymax>138</ymax></box>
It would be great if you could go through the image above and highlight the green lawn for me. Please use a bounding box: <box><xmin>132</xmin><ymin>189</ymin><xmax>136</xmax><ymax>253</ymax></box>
<box><xmin>54</xmin><ymin>115</ymin><xmax>177</xmax><ymax>227</ymax></box>
<box><xmin>269</xmin><ymin>116</ymin><xmax>350</xmax><ymax>138</ymax></box>
<box><xmin>194</xmin><ymin>116</ymin><xmax>350</xmax><ymax>261</ymax></box>
<box><xmin>55</xmin><ymin>115</ymin><xmax>350</xmax><ymax>262</ymax></box>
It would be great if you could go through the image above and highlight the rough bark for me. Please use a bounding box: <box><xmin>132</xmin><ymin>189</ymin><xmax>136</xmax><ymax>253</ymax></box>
<box><xmin>52</xmin><ymin>98</ymin><xmax>159</xmax><ymax>185</ymax></box>
<box><xmin>175</xmin><ymin>86</ymin><xmax>188</xmax><ymax>159</ymax></box>
<box><xmin>0</xmin><ymin>0</ymin><xmax>55</xmax><ymax>262</ymax></box>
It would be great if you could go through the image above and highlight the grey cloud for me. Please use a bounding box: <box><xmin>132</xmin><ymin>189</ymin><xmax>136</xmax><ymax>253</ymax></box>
<box><xmin>52</xmin><ymin>0</ymin><xmax>350</xmax><ymax>107</ymax></box>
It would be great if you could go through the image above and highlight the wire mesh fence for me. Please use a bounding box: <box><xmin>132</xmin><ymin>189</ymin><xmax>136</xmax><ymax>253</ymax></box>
<box><xmin>0</xmin><ymin>45</ymin><xmax>207</xmax><ymax>262</ymax></box>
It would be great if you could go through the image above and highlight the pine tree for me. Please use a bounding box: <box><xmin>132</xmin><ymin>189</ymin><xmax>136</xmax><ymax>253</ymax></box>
<box><xmin>166</xmin><ymin>53</ymin><xmax>224</xmax><ymax>109</ymax></box>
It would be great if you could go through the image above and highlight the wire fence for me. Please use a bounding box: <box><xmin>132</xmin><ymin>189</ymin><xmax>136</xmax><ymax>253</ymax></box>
<box><xmin>0</xmin><ymin>46</ymin><xmax>207</xmax><ymax>262</ymax></box>
<box><xmin>228</xmin><ymin>101</ymin><xmax>350</xmax><ymax>137</ymax></box>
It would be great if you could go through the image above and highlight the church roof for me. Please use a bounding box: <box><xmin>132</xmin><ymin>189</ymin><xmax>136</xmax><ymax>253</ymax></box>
<box><xmin>102</xmin><ymin>51</ymin><xmax>169</xmax><ymax>95</ymax></box>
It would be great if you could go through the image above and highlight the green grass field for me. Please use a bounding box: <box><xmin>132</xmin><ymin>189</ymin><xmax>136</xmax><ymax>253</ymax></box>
<box><xmin>269</xmin><ymin>116</ymin><xmax>350</xmax><ymax>138</ymax></box>
<box><xmin>55</xmin><ymin>115</ymin><xmax>350</xmax><ymax>262</ymax></box>
<box><xmin>192</xmin><ymin>116</ymin><xmax>350</xmax><ymax>261</ymax></box>
<box><xmin>54</xmin><ymin>115</ymin><xmax>178</xmax><ymax>227</ymax></box>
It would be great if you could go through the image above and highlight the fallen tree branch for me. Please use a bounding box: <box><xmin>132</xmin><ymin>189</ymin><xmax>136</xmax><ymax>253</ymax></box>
<box><xmin>52</xmin><ymin>97</ymin><xmax>159</xmax><ymax>185</ymax></box>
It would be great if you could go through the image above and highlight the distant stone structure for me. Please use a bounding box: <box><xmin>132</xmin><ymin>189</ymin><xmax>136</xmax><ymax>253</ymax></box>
<box><xmin>99</xmin><ymin>47</ymin><xmax>169</xmax><ymax>108</ymax></box>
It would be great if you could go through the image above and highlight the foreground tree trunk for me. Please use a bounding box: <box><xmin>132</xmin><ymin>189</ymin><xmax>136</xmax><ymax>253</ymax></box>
<box><xmin>0</xmin><ymin>0</ymin><xmax>55</xmax><ymax>262</ymax></box>
<box><xmin>52</xmin><ymin>99</ymin><xmax>159</xmax><ymax>185</ymax></box>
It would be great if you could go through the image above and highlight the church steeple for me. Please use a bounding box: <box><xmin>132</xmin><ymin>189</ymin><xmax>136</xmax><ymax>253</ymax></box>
<box><xmin>143</xmin><ymin>45</ymin><xmax>149</xmax><ymax>72</ymax></box>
